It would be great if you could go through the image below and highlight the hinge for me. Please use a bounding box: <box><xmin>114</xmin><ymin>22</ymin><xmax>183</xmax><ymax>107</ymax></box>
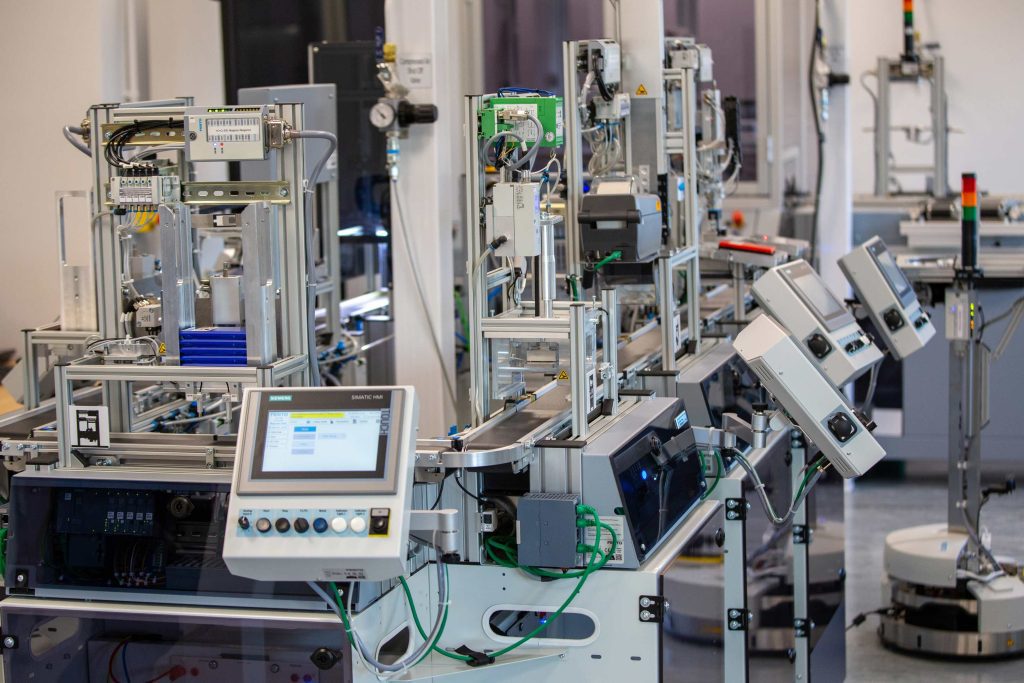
<box><xmin>794</xmin><ymin>618</ymin><xmax>810</xmax><ymax>638</ymax></box>
<box><xmin>725</xmin><ymin>497</ymin><xmax>746</xmax><ymax>521</ymax></box>
<box><xmin>793</xmin><ymin>524</ymin><xmax>809</xmax><ymax>545</ymax></box>
<box><xmin>638</xmin><ymin>595</ymin><xmax>666</xmax><ymax>623</ymax></box>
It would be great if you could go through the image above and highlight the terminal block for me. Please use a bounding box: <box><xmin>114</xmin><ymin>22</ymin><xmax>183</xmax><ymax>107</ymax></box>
<box><xmin>110</xmin><ymin>174</ymin><xmax>180</xmax><ymax>208</ymax></box>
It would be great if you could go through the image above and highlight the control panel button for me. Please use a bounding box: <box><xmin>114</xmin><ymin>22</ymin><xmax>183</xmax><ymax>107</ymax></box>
<box><xmin>237</xmin><ymin>516</ymin><xmax>250</xmax><ymax>530</ymax></box>
<box><xmin>827</xmin><ymin>413</ymin><xmax>857</xmax><ymax>442</ymax></box>
<box><xmin>370</xmin><ymin>508</ymin><xmax>391</xmax><ymax>536</ymax></box>
<box><xmin>313</xmin><ymin>517</ymin><xmax>329</xmax><ymax>534</ymax></box>
<box><xmin>255</xmin><ymin>517</ymin><xmax>272</xmax><ymax>534</ymax></box>
<box><xmin>806</xmin><ymin>333</ymin><xmax>832</xmax><ymax>359</ymax></box>
<box><xmin>294</xmin><ymin>518</ymin><xmax>310</xmax><ymax>534</ymax></box>
<box><xmin>883</xmin><ymin>308</ymin><xmax>904</xmax><ymax>331</ymax></box>
<box><xmin>349</xmin><ymin>517</ymin><xmax>367</xmax><ymax>534</ymax></box>
<box><xmin>275</xmin><ymin>517</ymin><xmax>291</xmax><ymax>533</ymax></box>
<box><xmin>330</xmin><ymin>517</ymin><xmax>348</xmax><ymax>533</ymax></box>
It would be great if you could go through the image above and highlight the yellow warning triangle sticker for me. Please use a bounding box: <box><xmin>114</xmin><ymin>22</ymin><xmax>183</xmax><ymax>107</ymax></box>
<box><xmin>635</xmin><ymin>83</ymin><xmax>648</xmax><ymax>96</ymax></box>
<box><xmin>556</xmin><ymin>369</ymin><xmax>570</xmax><ymax>381</ymax></box>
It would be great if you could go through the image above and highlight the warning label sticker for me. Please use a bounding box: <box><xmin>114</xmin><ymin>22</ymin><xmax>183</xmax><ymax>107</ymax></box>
<box><xmin>556</xmin><ymin>368</ymin><xmax>570</xmax><ymax>382</ymax></box>
<box><xmin>584</xmin><ymin>515</ymin><xmax>625</xmax><ymax>565</ymax></box>
<box><xmin>635</xmin><ymin>83</ymin><xmax>648</xmax><ymax>96</ymax></box>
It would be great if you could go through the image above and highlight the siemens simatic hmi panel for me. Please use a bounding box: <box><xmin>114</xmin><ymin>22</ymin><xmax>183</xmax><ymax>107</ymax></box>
<box><xmin>839</xmin><ymin>237</ymin><xmax>935</xmax><ymax>360</ymax></box>
<box><xmin>223</xmin><ymin>386</ymin><xmax>418</xmax><ymax>582</ymax></box>
<box><xmin>752</xmin><ymin>259</ymin><xmax>883</xmax><ymax>387</ymax></box>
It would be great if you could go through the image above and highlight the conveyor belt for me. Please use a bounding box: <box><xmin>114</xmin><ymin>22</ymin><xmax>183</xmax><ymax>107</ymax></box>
<box><xmin>463</xmin><ymin>386</ymin><xmax>569</xmax><ymax>451</ymax></box>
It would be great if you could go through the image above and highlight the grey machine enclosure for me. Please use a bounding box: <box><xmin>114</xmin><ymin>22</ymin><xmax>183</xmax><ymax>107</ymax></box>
<box><xmin>578</xmin><ymin>192</ymin><xmax>662</xmax><ymax>262</ymax></box>
<box><xmin>237</xmin><ymin>83</ymin><xmax>338</xmax><ymax>184</ymax></box>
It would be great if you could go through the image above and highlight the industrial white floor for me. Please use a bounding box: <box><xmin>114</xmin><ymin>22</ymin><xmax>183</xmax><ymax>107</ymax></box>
<box><xmin>846</xmin><ymin>480</ymin><xmax>1024</xmax><ymax>682</ymax></box>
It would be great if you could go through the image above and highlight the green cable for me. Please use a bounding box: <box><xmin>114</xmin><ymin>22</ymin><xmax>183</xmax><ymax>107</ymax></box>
<box><xmin>567</xmin><ymin>275</ymin><xmax>580</xmax><ymax>302</ymax></box>
<box><xmin>488</xmin><ymin>513</ymin><xmax>604</xmax><ymax>658</ymax></box>
<box><xmin>0</xmin><ymin>528</ymin><xmax>7</xmax><ymax>577</ymax></box>
<box><xmin>593</xmin><ymin>250</ymin><xmax>622</xmax><ymax>271</ymax></box>
<box><xmin>795</xmin><ymin>455</ymin><xmax>826</xmax><ymax>503</ymax></box>
<box><xmin>399</xmin><ymin>566</ymin><xmax>472</xmax><ymax>664</ymax></box>
<box><xmin>333</xmin><ymin>508</ymin><xmax>619</xmax><ymax>668</ymax></box>
<box><xmin>329</xmin><ymin>582</ymin><xmax>357</xmax><ymax>647</ymax></box>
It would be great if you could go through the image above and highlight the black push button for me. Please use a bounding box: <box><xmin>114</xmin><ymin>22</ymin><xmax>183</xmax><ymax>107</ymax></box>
<box><xmin>294</xmin><ymin>518</ymin><xmax>310</xmax><ymax>534</ymax></box>
<box><xmin>827</xmin><ymin>413</ymin><xmax>857</xmax><ymax>442</ymax></box>
<box><xmin>807</xmin><ymin>333</ymin><xmax>832</xmax><ymax>359</ymax></box>
<box><xmin>883</xmin><ymin>308</ymin><xmax>904</xmax><ymax>331</ymax></box>
<box><xmin>369</xmin><ymin>508</ymin><xmax>391</xmax><ymax>536</ymax></box>
<box><xmin>275</xmin><ymin>517</ymin><xmax>291</xmax><ymax>533</ymax></box>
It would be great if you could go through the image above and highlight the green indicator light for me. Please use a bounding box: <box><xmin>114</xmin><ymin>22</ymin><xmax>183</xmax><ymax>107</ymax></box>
<box><xmin>963</xmin><ymin>205</ymin><xmax>978</xmax><ymax>221</ymax></box>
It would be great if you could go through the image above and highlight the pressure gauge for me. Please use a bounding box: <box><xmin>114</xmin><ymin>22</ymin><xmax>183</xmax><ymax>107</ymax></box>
<box><xmin>370</xmin><ymin>102</ymin><xmax>397</xmax><ymax>129</ymax></box>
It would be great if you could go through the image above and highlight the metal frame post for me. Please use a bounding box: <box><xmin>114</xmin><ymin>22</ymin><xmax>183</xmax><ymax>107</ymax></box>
<box><xmin>655</xmin><ymin>256</ymin><xmax>676</xmax><ymax>373</ymax></box>
<box><xmin>874</xmin><ymin>57</ymin><xmax>892</xmax><ymax>196</ymax></box>
<box><xmin>601</xmin><ymin>288</ymin><xmax>619</xmax><ymax>413</ymax></box>
<box><xmin>562</xmin><ymin>40</ymin><xmax>584</xmax><ymax>279</ymax></box>
<box><xmin>790</xmin><ymin>430</ymin><xmax>811</xmax><ymax>681</ymax></box>
<box><xmin>465</xmin><ymin>95</ymin><xmax>488</xmax><ymax>426</ymax></box>
<box><xmin>931</xmin><ymin>55</ymin><xmax>949</xmax><ymax>197</ymax></box>
<box><xmin>718</xmin><ymin>477</ymin><xmax>750</xmax><ymax>683</ymax></box>
<box><xmin>569</xmin><ymin>302</ymin><xmax>589</xmax><ymax>439</ymax></box>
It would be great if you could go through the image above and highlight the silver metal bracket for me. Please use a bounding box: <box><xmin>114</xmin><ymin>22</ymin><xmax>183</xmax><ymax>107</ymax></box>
<box><xmin>409</xmin><ymin>508</ymin><xmax>460</xmax><ymax>556</ymax></box>
<box><xmin>727</xmin><ymin>608</ymin><xmax>749</xmax><ymax>631</ymax></box>
<box><xmin>638</xmin><ymin>595</ymin><xmax>666</xmax><ymax>623</ymax></box>
<box><xmin>725</xmin><ymin>497</ymin><xmax>746</xmax><ymax>521</ymax></box>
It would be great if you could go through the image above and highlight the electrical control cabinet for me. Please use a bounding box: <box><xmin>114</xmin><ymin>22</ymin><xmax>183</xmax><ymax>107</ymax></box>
<box><xmin>186</xmin><ymin>105</ymin><xmax>270</xmax><ymax>161</ymax></box>
<box><xmin>4</xmin><ymin>470</ymin><xmax>314</xmax><ymax>601</ymax></box>
<box><xmin>222</xmin><ymin>386</ymin><xmax>418</xmax><ymax>582</ymax></box>
<box><xmin>752</xmin><ymin>259</ymin><xmax>883</xmax><ymax>387</ymax></box>
<box><xmin>734</xmin><ymin>315</ymin><xmax>886</xmax><ymax>478</ymax></box>
<box><xmin>839</xmin><ymin>237</ymin><xmax>935</xmax><ymax>360</ymax></box>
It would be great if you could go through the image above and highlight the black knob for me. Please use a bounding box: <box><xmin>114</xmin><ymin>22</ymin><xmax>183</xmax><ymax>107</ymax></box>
<box><xmin>310</xmin><ymin>647</ymin><xmax>342</xmax><ymax>671</ymax></box>
<box><xmin>827</xmin><ymin>413</ymin><xmax>857</xmax><ymax>442</ymax></box>
<box><xmin>294</xmin><ymin>518</ymin><xmax>310</xmax><ymax>534</ymax></box>
<box><xmin>398</xmin><ymin>101</ymin><xmax>438</xmax><ymax>127</ymax></box>
<box><xmin>883</xmin><ymin>308</ymin><xmax>904</xmax><ymax>331</ymax></box>
<box><xmin>237</xmin><ymin>516</ymin><xmax>250</xmax><ymax>530</ymax></box>
<box><xmin>806</xmin><ymin>333</ymin><xmax>832</xmax><ymax>359</ymax></box>
<box><xmin>255</xmin><ymin>517</ymin><xmax>272</xmax><ymax>533</ymax></box>
<box><xmin>275</xmin><ymin>517</ymin><xmax>291</xmax><ymax>533</ymax></box>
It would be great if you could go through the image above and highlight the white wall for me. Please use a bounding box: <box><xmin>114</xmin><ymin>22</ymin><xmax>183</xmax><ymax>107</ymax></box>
<box><xmin>0</xmin><ymin>0</ymin><xmax>222</xmax><ymax>357</ymax></box>
<box><xmin>849</xmin><ymin>0</ymin><xmax>1024</xmax><ymax>196</ymax></box>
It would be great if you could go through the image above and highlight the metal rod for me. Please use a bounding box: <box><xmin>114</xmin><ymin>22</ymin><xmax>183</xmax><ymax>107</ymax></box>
<box><xmin>538</xmin><ymin>220</ymin><xmax>556</xmax><ymax>318</ymax></box>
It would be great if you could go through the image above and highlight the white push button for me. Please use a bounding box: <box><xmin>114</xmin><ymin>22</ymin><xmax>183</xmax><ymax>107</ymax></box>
<box><xmin>349</xmin><ymin>517</ymin><xmax>367</xmax><ymax>534</ymax></box>
<box><xmin>330</xmin><ymin>517</ymin><xmax>348</xmax><ymax>533</ymax></box>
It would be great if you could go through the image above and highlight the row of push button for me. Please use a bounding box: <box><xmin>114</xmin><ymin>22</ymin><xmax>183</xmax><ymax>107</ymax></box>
<box><xmin>239</xmin><ymin>515</ymin><xmax>367</xmax><ymax>534</ymax></box>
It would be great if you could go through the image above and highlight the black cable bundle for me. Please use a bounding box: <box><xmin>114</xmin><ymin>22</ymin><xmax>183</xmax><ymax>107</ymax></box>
<box><xmin>103</xmin><ymin>118</ymin><xmax>183</xmax><ymax>169</ymax></box>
